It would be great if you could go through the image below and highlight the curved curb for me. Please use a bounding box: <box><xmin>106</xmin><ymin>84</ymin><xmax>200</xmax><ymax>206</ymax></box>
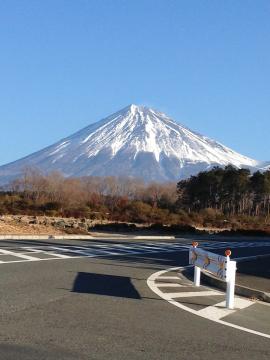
<box><xmin>200</xmin><ymin>270</ymin><xmax>270</xmax><ymax>303</ymax></box>
<box><xmin>147</xmin><ymin>266</ymin><xmax>270</xmax><ymax>339</ymax></box>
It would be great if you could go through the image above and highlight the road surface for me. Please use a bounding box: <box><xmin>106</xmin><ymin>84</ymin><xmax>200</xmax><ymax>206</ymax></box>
<box><xmin>0</xmin><ymin>237</ymin><xmax>269</xmax><ymax>359</ymax></box>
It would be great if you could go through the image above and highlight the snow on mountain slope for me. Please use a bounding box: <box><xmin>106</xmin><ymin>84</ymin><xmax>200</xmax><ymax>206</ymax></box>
<box><xmin>259</xmin><ymin>161</ymin><xmax>270</xmax><ymax>172</ymax></box>
<box><xmin>0</xmin><ymin>104</ymin><xmax>260</xmax><ymax>183</ymax></box>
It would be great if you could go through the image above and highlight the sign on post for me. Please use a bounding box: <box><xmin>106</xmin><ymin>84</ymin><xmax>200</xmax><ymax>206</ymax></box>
<box><xmin>189</xmin><ymin>242</ymin><xmax>237</xmax><ymax>309</ymax></box>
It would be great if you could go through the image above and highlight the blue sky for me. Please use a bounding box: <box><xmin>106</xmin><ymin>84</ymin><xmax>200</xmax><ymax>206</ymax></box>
<box><xmin>0</xmin><ymin>0</ymin><xmax>269</xmax><ymax>165</ymax></box>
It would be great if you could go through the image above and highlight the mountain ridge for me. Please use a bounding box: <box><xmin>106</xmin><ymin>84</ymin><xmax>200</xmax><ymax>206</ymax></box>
<box><xmin>0</xmin><ymin>104</ymin><xmax>262</xmax><ymax>184</ymax></box>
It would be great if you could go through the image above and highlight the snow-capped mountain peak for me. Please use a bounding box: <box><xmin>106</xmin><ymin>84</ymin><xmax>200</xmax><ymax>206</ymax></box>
<box><xmin>0</xmin><ymin>104</ymin><xmax>260</xmax><ymax>183</ymax></box>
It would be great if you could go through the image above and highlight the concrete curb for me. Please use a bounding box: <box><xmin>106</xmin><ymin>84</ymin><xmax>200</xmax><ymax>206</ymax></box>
<box><xmin>201</xmin><ymin>270</ymin><xmax>270</xmax><ymax>303</ymax></box>
<box><xmin>0</xmin><ymin>235</ymin><xmax>175</xmax><ymax>240</ymax></box>
<box><xmin>182</xmin><ymin>267</ymin><xmax>270</xmax><ymax>303</ymax></box>
<box><xmin>0</xmin><ymin>235</ymin><xmax>94</xmax><ymax>240</ymax></box>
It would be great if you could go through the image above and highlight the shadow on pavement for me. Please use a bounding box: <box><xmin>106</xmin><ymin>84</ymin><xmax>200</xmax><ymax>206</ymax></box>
<box><xmin>72</xmin><ymin>272</ymin><xmax>141</xmax><ymax>299</ymax></box>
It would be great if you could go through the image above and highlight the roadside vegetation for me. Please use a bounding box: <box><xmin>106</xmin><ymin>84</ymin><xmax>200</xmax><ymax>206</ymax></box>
<box><xmin>1</xmin><ymin>166</ymin><xmax>270</xmax><ymax>234</ymax></box>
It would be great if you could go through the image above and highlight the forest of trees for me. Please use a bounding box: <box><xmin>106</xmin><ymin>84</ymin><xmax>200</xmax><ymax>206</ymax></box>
<box><xmin>0</xmin><ymin>168</ymin><xmax>178</xmax><ymax>224</ymax></box>
<box><xmin>1</xmin><ymin>166</ymin><xmax>270</xmax><ymax>232</ymax></box>
<box><xmin>177</xmin><ymin>166</ymin><xmax>270</xmax><ymax>217</ymax></box>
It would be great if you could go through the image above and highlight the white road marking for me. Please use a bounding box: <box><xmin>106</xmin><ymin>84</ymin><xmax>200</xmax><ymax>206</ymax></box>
<box><xmin>156</xmin><ymin>276</ymin><xmax>181</xmax><ymax>280</ymax></box>
<box><xmin>197</xmin><ymin>300</ymin><xmax>235</xmax><ymax>320</ymax></box>
<box><xmin>42</xmin><ymin>251</ymin><xmax>72</xmax><ymax>259</ymax></box>
<box><xmin>197</xmin><ymin>298</ymin><xmax>254</xmax><ymax>321</ymax></box>
<box><xmin>21</xmin><ymin>247</ymin><xmax>72</xmax><ymax>258</ymax></box>
<box><xmin>0</xmin><ymin>240</ymin><xmax>269</xmax><ymax>265</ymax></box>
<box><xmin>21</xmin><ymin>247</ymin><xmax>43</xmax><ymax>253</ymax></box>
<box><xmin>147</xmin><ymin>266</ymin><xmax>270</xmax><ymax>339</ymax></box>
<box><xmin>49</xmin><ymin>246</ymin><xmax>98</xmax><ymax>256</ymax></box>
<box><xmin>0</xmin><ymin>248</ymin><xmax>39</xmax><ymax>261</ymax></box>
<box><xmin>0</xmin><ymin>241</ymin><xmax>186</xmax><ymax>264</ymax></box>
<box><xmin>156</xmin><ymin>283</ymin><xmax>183</xmax><ymax>288</ymax></box>
<box><xmin>162</xmin><ymin>290</ymin><xmax>222</xmax><ymax>298</ymax></box>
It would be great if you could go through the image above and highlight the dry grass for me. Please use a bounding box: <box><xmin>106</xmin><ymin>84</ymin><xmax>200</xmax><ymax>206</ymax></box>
<box><xmin>0</xmin><ymin>220</ymin><xmax>65</xmax><ymax>235</ymax></box>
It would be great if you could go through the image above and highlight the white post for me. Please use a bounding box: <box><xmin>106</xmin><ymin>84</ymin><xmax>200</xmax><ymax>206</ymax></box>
<box><xmin>225</xmin><ymin>254</ymin><xmax>236</xmax><ymax>309</ymax></box>
<box><xmin>191</xmin><ymin>242</ymin><xmax>201</xmax><ymax>286</ymax></box>
<box><xmin>194</xmin><ymin>266</ymin><xmax>201</xmax><ymax>287</ymax></box>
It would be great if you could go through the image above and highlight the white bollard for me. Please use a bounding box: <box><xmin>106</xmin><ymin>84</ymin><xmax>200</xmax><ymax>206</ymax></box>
<box><xmin>194</xmin><ymin>266</ymin><xmax>201</xmax><ymax>287</ymax></box>
<box><xmin>226</xmin><ymin>276</ymin><xmax>235</xmax><ymax>309</ymax></box>
<box><xmin>191</xmin><ymin>242</ymin><xmax>201</xmax><ymax>286</ymax></box>
<box><xmin>225</xmin><ymin>250</ymin><xmax>236</xmax><ymax>309</ymax></box>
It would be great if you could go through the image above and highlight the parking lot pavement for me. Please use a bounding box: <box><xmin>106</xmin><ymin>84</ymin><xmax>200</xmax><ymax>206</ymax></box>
<box><xmin>0</xmin><ymin>238</ymin><xmax>269</xmax><ymax>265</ymax></box>
<box><xmin>236</xmin><ymin>256</ymin><xmax>270</xmax><ymax>293</ymax></box>
<box><xmin>0</xmin><ymin>237</ymin><xmax>269</xmax><ymax>359</ymax></box>
<box><xmin>148</xmin><ymin>267</ymin><xmax>270</xmax><ymax>339</ymax></box>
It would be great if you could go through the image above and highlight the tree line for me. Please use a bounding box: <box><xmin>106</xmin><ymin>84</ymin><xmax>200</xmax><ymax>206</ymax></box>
<box><xmin>1</xmin><ymin>166</ymin><xmax>270</xmax><ymax>231</ymax></box>
<box><xmin>0</xmin><ymin>168</ymin><xmax>178</xmax><ymax>224</ymax></box>
<box><xmin>177</xmin><ymin>166</ymin><xmax>270</xmax><ymax>217</ymax></box>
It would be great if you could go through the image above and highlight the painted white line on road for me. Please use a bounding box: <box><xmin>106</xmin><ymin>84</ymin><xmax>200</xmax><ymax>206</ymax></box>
<box><xmin>147</xmin><ymin>267</ymin><xmax>270</xmax><ymax>340</ymax></box>
<box><xmin>0</xmin><ymin>249</ymin><xmax>39</xmax><ymax>261</ymax></box>
<box><xmin>86</xmin><ymin>244</ymin><xmax>153</xmax><ymax>255</ymax></box>
<box><xmin>162</xmin><ymin>290</ymin><xmax>222</xmax><ymax>299</ymax></box>
<box><xmin>133</xmin><ymin>236</ymin><xmax>175</xmax><ymax>240</ymax></box>
<box><xmin>21</xmin><ymin>247</ymin><xmax>44</xmax><ymax>253</ymax></box>
<box><xmin>150</xmin><ymin>242</ymin><xmax>190</xmax><ymax>250</ymax></box>
<box><xmin>0</xmin><ymin>254</ymin><xmax>98</xmax><ymax>264</ymax></box>
<box><xmin>42</xmin><ymin>251</ymin><xmax>72</xmax><ymax>259</ymax></box>
<box><xmin>1</xmin><ymin>240</ymin><xmax>269</xmax><ymax>267</ymax></box>
<box><xmin>128</xmin><ymin>245</ymin><xmax>168</xmax><ymax>251</ymax></box>
<box><xmin>156</xmin><ymin>283</ymin><xmax>183</xmax><ymax>288</ymax></box>
<box><xmin>197</xmin><ymin>298</ymin><xmax>254</xmax><ymax>321</ymax></box>
<box><xmin>21</xmin><ymin>247</ymin><xmax>72</xmax><ymax>258</ymax></box>
<box><xmin>197</xmin><ymin>300</ymin><xmax>235</xmax><ymax>320</ymax></box>
<box><xmin>156</xmin><ymin>276</ymin><xmax>181</xmax><ymax>280</ymax></box>
<box><xmin>48</xmin><ymin>246</ymin><xmax>99</xmax><ymax>256</ymax></box>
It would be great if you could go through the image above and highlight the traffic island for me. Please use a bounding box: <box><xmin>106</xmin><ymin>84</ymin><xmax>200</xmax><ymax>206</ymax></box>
<box><xmin>199</xmin><ymin>255</ymin><xmax>270</xmax><ymax>303</ymax></box>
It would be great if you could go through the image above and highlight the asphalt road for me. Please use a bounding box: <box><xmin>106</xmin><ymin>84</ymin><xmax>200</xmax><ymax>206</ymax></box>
<box><xmin>0</xmin><ymin>237</ymin><xmax>269</xmax><ymax>359</ymax></box>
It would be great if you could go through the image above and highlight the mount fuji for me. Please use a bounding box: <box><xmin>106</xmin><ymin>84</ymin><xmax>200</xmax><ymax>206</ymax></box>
<box><xmin>0</xmin><ymin>104</ymin><xmax>261</xmax><ymax>183</ymax></box>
